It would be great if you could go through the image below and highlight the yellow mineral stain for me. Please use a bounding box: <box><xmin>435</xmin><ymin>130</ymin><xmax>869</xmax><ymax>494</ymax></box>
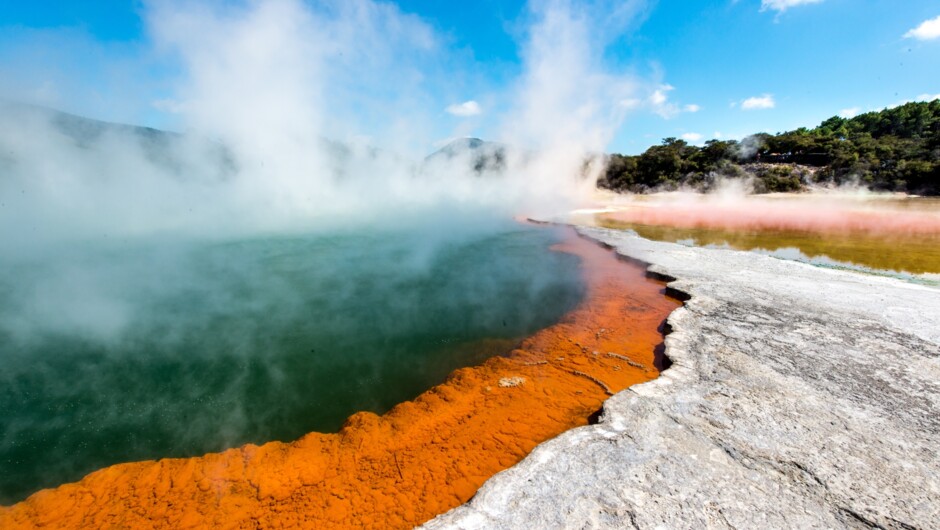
<box><xmin>587</xmin><ymin>195</ymin><xmax>940</xmax><ymax>275</ymax></box>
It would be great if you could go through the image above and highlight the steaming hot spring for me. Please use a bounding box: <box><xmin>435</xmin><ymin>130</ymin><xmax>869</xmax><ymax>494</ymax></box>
<box><xmin>2</xmin><ymin>105</ymin><xmax>939</xmax><ymax>529</ymax></box>
<box><xmin>2</xmin><ymin>1</ymin><xmax>939</xmax><ymax>528</ymax></box>
<box><xmin>0</xmin><ymin>104</ymin><xmax>685</xmax><ymax>528</ymax></box>
<box><xmin>2</xmin><ymin>107</ymin><xmax>938</xmax><ymax>529</ymax></box>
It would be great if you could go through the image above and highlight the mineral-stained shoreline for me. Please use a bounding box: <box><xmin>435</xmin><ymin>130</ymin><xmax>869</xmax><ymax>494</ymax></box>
<box><xmin>0</xmin><ymin>231</ymin><xmax>679</xmax><ymax>529</ymax></box>
<box><xmin>425</xmin><ymin>226</ymin><xmax>940</xmax><ymax>529</ymax></box>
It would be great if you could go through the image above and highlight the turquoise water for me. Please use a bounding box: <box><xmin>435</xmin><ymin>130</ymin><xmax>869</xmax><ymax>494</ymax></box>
<box><xmin>0</xmin><ymin>224</ymin><xmax>585</xmax><ymax>504</ymax></box>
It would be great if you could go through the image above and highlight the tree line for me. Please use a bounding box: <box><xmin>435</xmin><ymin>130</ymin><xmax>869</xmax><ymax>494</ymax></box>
<box><xmin>598</xmin><ymin>99</ymin><xmax>940</xmax><ymax>195</ymax></box>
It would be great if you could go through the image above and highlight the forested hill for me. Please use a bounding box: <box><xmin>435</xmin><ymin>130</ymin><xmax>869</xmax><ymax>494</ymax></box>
<box><xmin>599</xmin><ymin>99</ymin><xmax>940</xmax><ymax>195</ymax></box>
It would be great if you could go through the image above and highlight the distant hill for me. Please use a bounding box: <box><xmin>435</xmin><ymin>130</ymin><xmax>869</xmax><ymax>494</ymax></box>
<box><xmin>0</xmin><ymin>102</ymin><xmax>238</xmax><ymax>180</ymax></box>
<box><xmin>4</xmin><ymin>102</ymin><xmax>177</xmax><ymax>145</ymax></box>
<box><xmin>424</xmin><ymin>137</ymin><xmax>509</xmax><ymax>174</ymax></box>
<box><xmin>1</xmin><ymin>104</ymin><xmax>507</xmax><ymax>182</ymax></box>
<box><xmin>600</xmin><ymin>100</ymin><xmax>940</xmax><ymax>195</ymax></box>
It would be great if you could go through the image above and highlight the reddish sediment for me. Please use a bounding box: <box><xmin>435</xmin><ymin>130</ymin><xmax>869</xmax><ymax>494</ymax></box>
<box><xmin>601</xmin><ymin>197</ymin><xmax>940</xmax><ymax>236</ymax></box>
<box><xmin>0</xmin><ymin>230</ymin><xmax>680</xmax><ymax>529</ymax></box>
<box><xmin>594</xmin><ymin>197</ymin><xmax>940</xmax><ymax>274</ymax></box>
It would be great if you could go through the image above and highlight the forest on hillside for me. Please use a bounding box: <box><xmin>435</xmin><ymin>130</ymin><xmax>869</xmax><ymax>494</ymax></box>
<box><xmin>599</xmin><ymin>100</ymin><xmax>940</xmax><ymax>195</ymax></box>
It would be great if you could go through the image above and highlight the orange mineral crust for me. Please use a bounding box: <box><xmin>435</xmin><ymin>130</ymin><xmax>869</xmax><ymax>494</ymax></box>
<box><xmin>0</xmin><ymin>231</ymin><xmax>680</xmax><ymax>530</ymax></box>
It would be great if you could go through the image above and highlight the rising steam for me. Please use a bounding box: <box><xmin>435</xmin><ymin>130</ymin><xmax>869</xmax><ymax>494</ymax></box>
<box><xmin>0</xmin><ymin>1</ymin><xmax>655</xmax><ymax>501</ymax></box>
<box><xmin>1</xmin><ymin>0</ymin><xmax>653</xmax><ymax>255</ymax></box>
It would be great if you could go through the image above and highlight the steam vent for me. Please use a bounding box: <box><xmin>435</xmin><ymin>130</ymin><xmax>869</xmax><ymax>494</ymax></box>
<box><xmin>0</xmin><ymin>232</ymin><xmax>680</xmax><ymax>528</ymax></box>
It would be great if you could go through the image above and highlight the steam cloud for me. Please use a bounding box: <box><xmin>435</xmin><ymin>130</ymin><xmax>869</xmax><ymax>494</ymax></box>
<box><xmin>1</xmin><ymin>0</ymin><xmax>653</xmax><ymax>254</ymax></box>
<box><xmin>600</xmin><ymin>191</ymin><xmax>940</xmax><ymax>236</ymax></box>
<box><xmin>0</xmin><ymin>0</ymin><xmax>658</xmax><ymax>342</ymax></box>
<box><xmin>0</xmin><ymin>0</ymin><xmax>654</xmax><ymax>501</ymax></box>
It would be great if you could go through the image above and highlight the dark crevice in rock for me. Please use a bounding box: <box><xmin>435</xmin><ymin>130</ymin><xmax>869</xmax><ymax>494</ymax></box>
<box><xmin>652</xmin><ymin>340</ymin><xmax>672</xmax><ymax>372</ymax></box>
<box><xmin>587</xmin><ymin>406</ymin><xmax>604</xmax><ymax>425</ymax></box>
<box><xmin>605</xmin><ymin>250</ymin><xmax>690</xmax><ymax>304</ymax></box>
<box><xmin>663</xmin><ymin>286</ymin><xmax>691</xmax><ymax>303</ymax></box>
<box><xmin>646</xmin><ymin>272</ymin><xmax>692</xmax><ymax>303</ymax></box>
<box><xmin>654</xmin><ymin>320</ymin><xmax>674</xmax><ymax>371</ymax></box>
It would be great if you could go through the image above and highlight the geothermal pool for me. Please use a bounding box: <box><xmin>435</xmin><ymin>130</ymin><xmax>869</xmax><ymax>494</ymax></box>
<box><xmin>583</xmin><ymin>194</ymin><xmax>940</xmax><ymax>278</ymax></box>
<box><xmin>0</xmin><ymin>223</ymin><xmax>585</xmax><ymax>504</ymax></box>
<box><xmin>1</xmin><ymin>227</ymin><xmax>679</xmax><ymax>529</ymax></box>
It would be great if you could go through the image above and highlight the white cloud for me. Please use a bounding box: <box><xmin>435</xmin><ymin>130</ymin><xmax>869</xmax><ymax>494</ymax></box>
<box><xmin>740</xmin><ymin>94</ymin><xmax>775</xmax><ymax>110</ymax></box>
<box><xmin>713</xmin><ymin>131</ymin><xmax>723</xmax><ymax>139</ymax></box>
<box><xmin>681</xmin><ymin>132</ymin><xmax>703</xmax><ymax>143</ymax></box>
<box><xmin>904</xmin><ymin>15</ymin><xmax>940</xmax><ymax>41</ymax></box>
<box><xmin>839</xmin><ymin>107</ymin><xmax>860</xmax><ymax>118</ymax></box>
<box><xmin>887</xmin><ymin>93</ymin><xmax>940</xmax><ymax>109</ymax></box>
<box><xmin>445</xmin><ymin>100</ymin><xmax>482</xmax><ymax>117</ymax></box>
<box><xmin>648</xmin><ymin>84</ymin><xmax>679</xmax><ymax>119</ymax></box>
<box><xmin>650</xmin><ymin>89</ymin><xmax>668</xmax><ymax>106</ymax></box>
<box><xmin>643</xmin><ymin>85</ymin><xmax>699</xmax><ymax>119</ymax></box>
<box><xmin>760</xmin><ymin>0</ymin><xmax>825</xmax><ymax>13</ymax></box>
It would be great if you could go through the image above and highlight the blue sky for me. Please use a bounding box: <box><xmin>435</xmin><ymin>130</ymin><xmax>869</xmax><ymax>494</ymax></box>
<box><xmin>1</xmin><ymin>0</ymin><xmax>938</xmax><ymax>154</ymax></box>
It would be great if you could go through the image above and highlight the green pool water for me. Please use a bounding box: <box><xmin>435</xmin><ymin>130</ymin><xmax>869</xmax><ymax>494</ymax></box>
<box><xmin>0</xmin><ymin>223</ymin><xmax>585</xmax><ymax>504</ymax></box>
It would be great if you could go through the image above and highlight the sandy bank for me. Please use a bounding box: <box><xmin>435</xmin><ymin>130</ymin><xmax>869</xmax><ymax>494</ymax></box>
<box><xmin>424</xmin><ymin>227</ymin><xmax>940</xmax><ymax>529</ymax></box>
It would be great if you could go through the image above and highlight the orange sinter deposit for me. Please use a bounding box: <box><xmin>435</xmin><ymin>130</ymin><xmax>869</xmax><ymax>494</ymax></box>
<box><xmin>0</xmin><ymin>229</ymin><xmax>681</xmax><ymax>530</ymax></box>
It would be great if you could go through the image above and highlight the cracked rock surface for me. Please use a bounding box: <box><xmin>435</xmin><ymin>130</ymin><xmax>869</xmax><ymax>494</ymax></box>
<box><xmin>423</xmin><ymin>227</ymin><xmax>940</xmax><ymax>530</ymax></box>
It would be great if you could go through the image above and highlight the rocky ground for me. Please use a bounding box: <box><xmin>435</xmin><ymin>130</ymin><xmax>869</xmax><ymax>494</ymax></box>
<box><xmin>423</xmin><ymin>227</ymin><xmax>940</xmax><ymax>529</ymax></box>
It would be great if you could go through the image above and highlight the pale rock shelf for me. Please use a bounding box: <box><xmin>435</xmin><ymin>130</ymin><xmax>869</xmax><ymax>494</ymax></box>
<box><xmin>423</xmin><ymin>226</ymin><xmax>940</xmax><ymax>530</ymax></box>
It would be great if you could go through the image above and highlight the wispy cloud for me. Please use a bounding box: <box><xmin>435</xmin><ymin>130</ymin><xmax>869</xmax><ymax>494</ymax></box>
<box><xmin>839</xmin><ymin>107</ymin><xmax>860</xmax><ymax>118</ymax></box>
<box><xmin>904</xmin><ymin>15</ymin><xmax>940</xmax><ymax>41</ymax></box>
<box><xmin>681</xmin><ymin>132</ymin><xmax>703</xmax><ymax>143</ymax></box>
<box><xmin>740</xmin><ymin>94</ymin><xmax>775</xmax><ymax>110</ymax></box>
<box><xmin>445</xmin><ymin>100</ymin><xmax>482</xmax><ymax>117</ymax></box>
<box><xmin>760</xmin><ymin>0</ymin><xmax>825</xmax><ymax>13</ymax></box>
<box><xmin>881</xmin><ymin>93</ymin><xmax>940</xmax><ymax>110</ymax></box>
<box><xmin>636</xmin><ymin>84</ymin><xmax>700</xmax><ymax>119</ymax></box>
<box><xmin>649</xmin><ymin>84</ymin><xmax>679</xmax><ymax>118</ymax></box>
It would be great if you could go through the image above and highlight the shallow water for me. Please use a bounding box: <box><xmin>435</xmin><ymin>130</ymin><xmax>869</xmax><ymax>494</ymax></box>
<box><xmin>586</xmin><ymin>194</ymin><xmax>940</xmax><ymax>276</ymax></box>
<box><xmin>0</xmin><ymin>224</ymin><xmax>584</xmax><ymax>503</ymax></box>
